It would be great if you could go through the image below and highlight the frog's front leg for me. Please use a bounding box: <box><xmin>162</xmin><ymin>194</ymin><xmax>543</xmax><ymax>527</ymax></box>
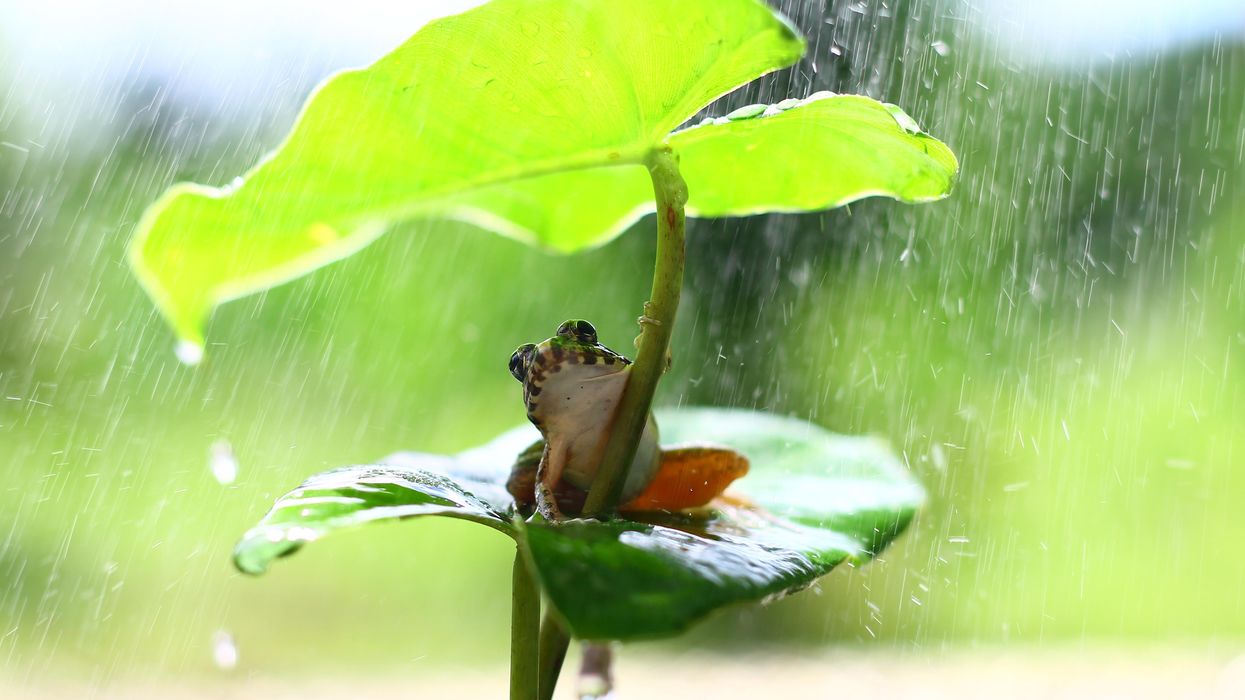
<box><xmin>535</xmin><ymin>440</ymin><xmax>569</xmax><ymax>521</ymax></box>
<box><xmin>637</xmin><ymin>301</ymin><xmax>662</xmax><ymax>330</ymax></box>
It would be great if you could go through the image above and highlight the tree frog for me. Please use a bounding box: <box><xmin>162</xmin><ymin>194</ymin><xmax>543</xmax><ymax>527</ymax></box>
<box><xmin>507</xmin><ymin>319</ymin><xmax>749</xmax><ymax>520</ymax></box>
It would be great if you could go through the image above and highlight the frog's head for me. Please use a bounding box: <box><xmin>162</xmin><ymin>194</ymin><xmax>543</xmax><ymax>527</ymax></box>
<box><xmin>509</xmin><ymin>319</ymin><xmax>631</xmax><ymax>426</ymax></box>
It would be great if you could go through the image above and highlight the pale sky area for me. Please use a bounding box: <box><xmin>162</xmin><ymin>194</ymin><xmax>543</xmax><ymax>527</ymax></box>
<box><xmin>2</xmin><ymin>0</ymin><xmax>1242</xmax><ymax>99</ymax></box>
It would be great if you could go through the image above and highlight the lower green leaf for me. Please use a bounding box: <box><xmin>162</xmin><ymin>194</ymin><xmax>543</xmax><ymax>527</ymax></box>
<box><xmin>655</xmin><ymin>407</ymin><xmax>925</xmax><ymax>558</ymax></box>
<box><xmin>231</xmin><ymin>407</ymin><xmax>924</xmax><ymax>644</ymax></box>
<box><xmin>233</xmin><ymin>457</ymin><xmax>515</xmax><ymax>575</ymax></box>
<box><xmin>521</xmin><ymin>407</ymin><xmax>925</xmax><ymax>640</ymax></box>
<box><xmin>522</xmin><ymin>503</ymin><xmax>863</xmax><ymax>641</ymax></box>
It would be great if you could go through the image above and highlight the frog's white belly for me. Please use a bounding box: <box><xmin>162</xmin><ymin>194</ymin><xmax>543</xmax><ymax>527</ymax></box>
<box><xmin>535</xmin><ymin>368</ymin><xmax>661</xmax><ymax>500</ymax></box>
<box><xmin>560</xmin><ymin>415</ymin><xmax>659</xmax><ymax>500</ymax></box>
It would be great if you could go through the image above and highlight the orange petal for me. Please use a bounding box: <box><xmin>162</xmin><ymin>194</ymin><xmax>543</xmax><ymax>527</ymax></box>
<box><xmin>622</xmin><ymin>446</ymin><xmax>749</xmax><ymax>512</ymax></box>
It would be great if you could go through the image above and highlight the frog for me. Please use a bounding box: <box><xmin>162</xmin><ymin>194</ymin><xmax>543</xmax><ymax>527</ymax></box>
<box><xmin>507</xmin><ymin>319</ymin><xmax>749</xmax><ymax>520</ymax></box>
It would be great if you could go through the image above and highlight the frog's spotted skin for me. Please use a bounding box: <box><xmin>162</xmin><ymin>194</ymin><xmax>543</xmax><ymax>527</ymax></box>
<box><xmin>510</xmin><ymin>320</ymin><xmax>631</xmax><ymax>427</ymax></box>
<box><xmin>508</xmin><ymin>319</ymin><xmax>750</xmax><ymax>520</ymax></box>
<box><xmin>509</xmin><ymin>320</ymin><xmax>660</xmax><ymax>519</ymax></box>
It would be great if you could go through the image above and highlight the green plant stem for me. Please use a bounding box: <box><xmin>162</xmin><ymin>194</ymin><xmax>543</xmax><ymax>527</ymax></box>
<box><xmin>582</xmin><ymin>145</ymin><xmax>688</xmax><ymax>517</ymax></box>
<box><xmin>511</xmin><ymin>549</ymin><xmax>540</xmax><ymax>700</ymax></box>
<box><xmin>537</xmin><ymin>145</ymin><xmax>686</xmax><ymax>698</ymax></box>
<box><xmin>537</xmin><ymin>613</ymin><xmax>571</xmax><ymax>700</ymax></box>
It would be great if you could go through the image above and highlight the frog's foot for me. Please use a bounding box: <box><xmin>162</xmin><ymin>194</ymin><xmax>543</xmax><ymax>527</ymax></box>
<box><xmin>621</xmin><ymin>446</ymin><xmax>750</xmax><ymax>512</ymax></box>
<box><xmin>636</xmin><ymin>301</ymin><xmax>662</xmax><ymax>329</ymax></box>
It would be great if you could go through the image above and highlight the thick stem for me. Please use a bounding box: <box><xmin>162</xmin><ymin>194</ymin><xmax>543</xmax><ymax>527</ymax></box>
<box><xmin>537</xmin><ymin>146</ymin><xmax>687</xmax><ymax>698</ymax></box>
<box><xmin>537</xmin><ymin>612</ymin><xmax>571</xmax><ymax>700</ymax></box>
<box><xmin>511</xmin><ymin>550</ymin><xmax>540</xmax><ymax>700</ymax></box>
<box><xmin>582</xmin><ymin>146</ymin><xmax>688</xmax><ymax>517</ymax></box>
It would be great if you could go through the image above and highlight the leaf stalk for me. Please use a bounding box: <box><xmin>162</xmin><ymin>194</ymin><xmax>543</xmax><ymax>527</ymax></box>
<box><xmin>582</xmin><ymin>146</ymin><xmax>688</xmax><ymax>517</ymax></box>
<box><xmin>511</xmin><ymin>549</ymin><xmax>540</xmax><ymax>700</ymax></box>
<box><xmin>537</xmin><ymin>612</ymin><xmax>572</xmax><ymax>700</ymax></box>
<box><xmin>536</xmin><ymin>144</ymin><xmax>687</xmax><ymax>696</ymax></box>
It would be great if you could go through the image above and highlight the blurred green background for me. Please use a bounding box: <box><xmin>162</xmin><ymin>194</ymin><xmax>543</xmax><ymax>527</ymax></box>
<box><xmin>1</xmin><ymin>0</ymin><xmax>1243</xmax><ymax>689</ymax></box>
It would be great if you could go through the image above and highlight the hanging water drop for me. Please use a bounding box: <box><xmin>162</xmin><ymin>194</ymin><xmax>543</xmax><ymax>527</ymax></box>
<box><xmin>210</xmin><ymin>440</ymin><xmax>239</xmax><ymax>485</ymax></box>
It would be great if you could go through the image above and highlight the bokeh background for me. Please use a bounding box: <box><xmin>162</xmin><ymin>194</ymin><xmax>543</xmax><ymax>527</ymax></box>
<box><xmin>2</xmin><ymin>0</ymin><xmax>1243</xmax><ymax>696</ymax></box>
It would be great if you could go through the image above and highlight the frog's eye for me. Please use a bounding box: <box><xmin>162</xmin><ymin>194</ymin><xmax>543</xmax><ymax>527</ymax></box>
<box><xmin>509</xmin><ymin>344</ymin><xmax>535</xmax><ymax>382</ymax></box>
<box><xmin>574</xmin><ymin>320</ymin><xmax>598</xmax><ymax>344</ymax></box>
<box><xmin>556</xmin><ymin>319</ymin><xmax>598</xmax><ymax>344</ymax></box>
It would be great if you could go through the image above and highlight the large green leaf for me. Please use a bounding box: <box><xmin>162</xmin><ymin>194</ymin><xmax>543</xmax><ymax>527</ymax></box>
<box><xmin>231</xmin><ymin>406</ymin><xmax>923</xmax><ymax>642</ymax></box>
<box><xmin>451</xmin><ymin>94</ymin><xmax>958</xmax><ymax>251</ymax></box>
<box><xmin>523</xmin><ymin>407</ymin><xmax>924</xmax><ymax>640</ymax></box>
<box><xmin>232</xmin><ymin>453</ymin><xmax>516</xmax><ymax>575</ymax></box>
<box><xmin>676</xmin><ymin>95</ymin><xmax>958</xmax><ymax>216</ymax></box>
<box><xmin>129</xmin><ymin>0</ymin><xmax>804</xmax><ymax>349</ymax></box>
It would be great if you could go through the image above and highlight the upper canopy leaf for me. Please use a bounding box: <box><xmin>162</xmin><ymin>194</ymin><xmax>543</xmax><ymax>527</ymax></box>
<box><xmin>129</xmin><ymin>0</ymin><xmax>804</xmax><ymax>348</ymax></box>
<box><xmin>450</xmin><ymin>94</ymin><xmax>959</xmax><ymax>251</ymax></box>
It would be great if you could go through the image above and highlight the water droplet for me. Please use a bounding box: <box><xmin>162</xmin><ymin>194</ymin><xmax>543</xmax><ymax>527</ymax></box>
<box><xmin>884</xmin><ymin>104</ymin><xmax>922</xmax><ymax>134</ymax></box>
<box><xmin>725</xmin><ymin>103</ymin><xmax>767</xmax><ymax>120</ymax></box>
<box><xmin>175</xmin><ymin>340</ymin><xmax>203</xmax><ymax>366</ymax></box>
<box><xmin>577</xmin><ymin>47</ymin><xmax>593</xmax><ymax>59</ymax></box>
<box><xmin>212</xmin><ymin>630</ymin><xmax>238</xmax><ymax>670</ymax></box>
<box><xmin>931</xmin><ymin>40</ymin><xmax>950</xmax><ymax>56</ymax></box>
<box><xmin>210</xmin><ymin>439</ymin><xmax>239</xmax><ymax>485</ymax></box>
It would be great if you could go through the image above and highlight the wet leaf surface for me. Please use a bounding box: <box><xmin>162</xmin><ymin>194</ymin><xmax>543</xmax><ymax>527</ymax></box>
<box><xmin>234</xmin><ymin>408</ymin><xmax>921</xmax><ymax>640</ymax></box>
<box><xmin>525</xmin><ymin>408</ymin><xmax>924</xmax><ymax>640</ymax></box>
<box><xmin>128</xmin><ymin>0</ymin><xmax>805</xmax><ymax>348</ymax></box>
<box><xmin>232</xmin><ymin>456</ymin><xmax>515</xmax><ymax>575</ymax></box>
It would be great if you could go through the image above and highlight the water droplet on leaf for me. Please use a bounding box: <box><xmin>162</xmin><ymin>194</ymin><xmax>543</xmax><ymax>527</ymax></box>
<box><xmin>726</xmin><ymin>103</ymin><xmax>767</xmax><ymax>120</ymax></box>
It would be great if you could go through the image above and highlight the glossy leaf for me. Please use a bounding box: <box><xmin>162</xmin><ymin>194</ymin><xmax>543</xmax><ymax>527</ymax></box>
<box><xmin>231</xmin><ymin>407</ymin><xmax>924</xmax><ymax>642</ymax></box>
<box><xmin>233</xmin><ymin>452</ymin><xmax>516</xmax><ymax>575</ymax></box>
<box><xmin>675</xmin><ymin>94</ymin><xmax>958</xmax><ymax>216</ymax></box>
<box><xmin>523</xmin><ymin>407</ymin><xmax>924</xmax><ymax>640</ymax></box>
<box><xmin>457</xmin><ymin>94</ymin><xmax>958</xmax><ymax>250</ymax></box>
<box><xmin>128</xmin><ymin>0</ymin><xmax>804</xmax><ymax>349</ymax></box>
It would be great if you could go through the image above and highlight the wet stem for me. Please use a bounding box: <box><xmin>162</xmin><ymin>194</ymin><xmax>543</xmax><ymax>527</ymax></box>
<box><xmin>523</xmin><ymin>146</ymin><xmax>688</xmax><ymax>700</ymax></box>
<box><xmin>512</xmin><ymin>549</ymin><xmax>540</xmax><ymax>700</ymax></box>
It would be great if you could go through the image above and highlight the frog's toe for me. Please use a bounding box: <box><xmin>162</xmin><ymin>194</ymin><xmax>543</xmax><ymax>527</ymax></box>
<box><xmin>621</xmin><ymin>447</ymin><xmax>749</xmax><ymax>512</ymax></box>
